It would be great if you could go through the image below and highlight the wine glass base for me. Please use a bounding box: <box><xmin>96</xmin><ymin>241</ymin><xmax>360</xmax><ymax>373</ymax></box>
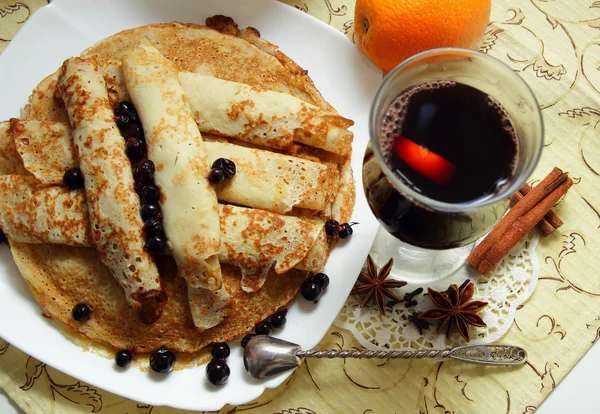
<box><xmin>369</xmin><ymin>227</ymin><xmax>474</xmax><ymax>284</ymax></box>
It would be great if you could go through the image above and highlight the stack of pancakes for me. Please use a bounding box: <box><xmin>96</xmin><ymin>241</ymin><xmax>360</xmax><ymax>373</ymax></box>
<box><xmin>0</xmin><ymin>16</ymin><xmax>355</xmax><ymax>362</ymax></box>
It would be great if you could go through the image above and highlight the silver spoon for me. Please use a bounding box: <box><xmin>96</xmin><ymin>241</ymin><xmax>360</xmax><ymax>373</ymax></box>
<box><xmin>243</xmin><ymin>335</ymin><xmax>527</xmax><ymax>379</ymax></box>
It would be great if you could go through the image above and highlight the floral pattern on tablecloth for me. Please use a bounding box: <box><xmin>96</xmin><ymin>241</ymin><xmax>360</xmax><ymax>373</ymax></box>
<box><xmin>1</xmin><ymin>0</ymin><xmax>600</xmax><ymax>412</ymax></box>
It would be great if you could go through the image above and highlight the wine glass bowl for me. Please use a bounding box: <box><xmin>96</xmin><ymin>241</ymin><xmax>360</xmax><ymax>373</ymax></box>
<box><xmin>363</xmin><ymin>48</ymin><xmax>543</xmax><ymax>283</ymax></box>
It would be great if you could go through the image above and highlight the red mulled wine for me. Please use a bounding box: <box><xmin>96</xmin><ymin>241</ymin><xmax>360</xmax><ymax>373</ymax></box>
<box><xmin>363</xmin><ymin>81</ymin><xmax>518</xmax><ymax>248</ymax></box>
<box><xmin>383</xmin><ymin>81</ymin><xmax>517</xmax><ymax>203</ymax></box>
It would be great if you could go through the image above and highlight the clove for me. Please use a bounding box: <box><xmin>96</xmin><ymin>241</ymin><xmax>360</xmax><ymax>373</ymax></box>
<box><xmin>403</xmin><ymin>287</ymin><xmax>423</xmax><ymax>308</ymax></box>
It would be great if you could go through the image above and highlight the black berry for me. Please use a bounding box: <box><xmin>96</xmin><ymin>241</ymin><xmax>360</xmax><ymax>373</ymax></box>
<box><xmin>241</xmin><ymin>334</ymin><xmax>255</xmax><ymax>348</ymax></box>
<box><xmin>209</xmin><ymin>168</ymin><xmax>225</xmax><ymax>184</ymax></box>
<box><xmin>339</xmin><ymin>223</ymin><xmax>354</xmax><ymax>239</ymax></box>
<box><xmin>141</xmin><ymin>203</ymin><xmax>161</xmax><ymax>220</ymax></box>
<box><xmin>211</xmin><ymin>342</ymin><xmax>230</xmax><ymax>359</ymax></box>
<box><xmin>114</xmin><ymin>102</ymin><xmax>140</xmax><ymax>126</ymax></box>
<box><xmin>134</xmin><ymin>180</ymin><xmax>145</xmax><ymax>195</ymax></box>
<box><xmin>313</xmin><ymin>273</ymin><xmax>330</xmax><ymax>288</ymax></box>
<box><xmin>115</xmin><ymin>350</ymin><xmax>132</xmax><ymax>367</ymax></box>
<box><xmin>141</xmin><ymin>184</ymin><xmax>160</xmax><ymax>204</ymax></box>
<box><xmin>116</xmin><ymin>114</ymin><xmax>132</xmax><ymax>130</ymax></box>
<box><xmin>206</xmin><ymin>359</ymin><xmax>230</xmax><ymax>385</ymax></box>
<box><xmin>121</xmin><ymin>123</ymin><xmax>143</xmax><ymax>140</ymax></box>
<box><xmin>126</xmin><ymin>110</ymin><xmax>139</xmax><ymax>124</ymax></box>
<box><xmin>63</xmin><ymin>168</ymin><xmax>84</xmax><ymax>189</ymax></box>
<box><xmin>0</xmin><ymin>228</ymin><xmax>7</xmax><ymax>244</ymax></box>
<box><xmin>145</xmin><ymin>236</ymin><xmax>166</xmax><ymax>253</ymax></box>
<box><xmin>255</xmin><ymin>321</ymin><xmax>273</xmax><ymax>336</ymax></box>
<box><xmin>143</xmin><ymin>218</ymin><xmax>164</xmax><ymax>237</ymax></box>
<box><xmin>113</xmin><ymin>101</ymin><xmax>134</xmax><ymax>116</ymax></box>
<box><xmin>271</xmin><ymin>310</ymin><xmax>287</xmax><ymax>328</ymax></box>
<box><xmin>72</xmin><ymin>303</ymin><xmax>91</xmax><ymax>321</ymax></box>
<box><xmin>325</xmin><ymin>219</ymin><xmax>340</xmax><ymax>237</ymax></box>
<box><xmin>300</xmin><ymin>280</ymin><xmax>323</xmax><ymax>301</ymax></box>
<box><xmin>211</xmin><ymin>158</ymin><xmax>236</xmax><ymax>179</ymax></box>
<box><xmin>125</xmin><ymin>137</ymin><xmax>145</xmax><ymax>160</ymax></box>
<box><xmin>149</xmin><ymin>349</ymin><xmax>176</xmax><ymax>373</ymax></box>
<box><xmin>134</xmin><ymin>160</ymin><xmax>155</xmax><ymax>183</ymax></box>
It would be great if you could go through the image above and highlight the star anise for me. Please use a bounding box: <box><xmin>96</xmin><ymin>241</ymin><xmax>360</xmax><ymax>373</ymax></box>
<box><xmin>418</xmin><ymin>280</ymin><xmax>487</xmax><ymax>342</ymax></box>
<box><xmin>351</xmin><ymin>255</ymin><xmax>407</xmax><ymax>315</ymax></box>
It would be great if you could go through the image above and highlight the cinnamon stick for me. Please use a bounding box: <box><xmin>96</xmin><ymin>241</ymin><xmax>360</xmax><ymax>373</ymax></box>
<box><xmin>467</xmin><ymin>167</ymin><xmax>564</xmax><ymax>269</ymax></box>
<box><xmin>520</xmin><ymin>183</ymin><xmax>564</xmax><ymax>229</ymax></box>
<box><xmin>477</xmin><ymin>176</ymin><xmax>573</xmax><ymax>275</ymax></box>
<box><xmin>510</xmin><ymin>191</ymin><xmax>556</xmax><ymax>236</ymax></box>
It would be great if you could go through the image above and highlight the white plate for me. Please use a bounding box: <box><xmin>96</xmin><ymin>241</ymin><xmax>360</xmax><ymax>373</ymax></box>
<box><xmin>0</xmin><ymin>0</ymin><xmax>382</xmax><ymax>410</ymax></box>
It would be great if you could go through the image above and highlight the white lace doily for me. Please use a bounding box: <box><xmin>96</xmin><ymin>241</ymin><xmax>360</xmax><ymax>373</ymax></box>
<box><xmin>334</xmin><ymin>230</ymin><xmax>540</xmax><ymax>350</ymax></box>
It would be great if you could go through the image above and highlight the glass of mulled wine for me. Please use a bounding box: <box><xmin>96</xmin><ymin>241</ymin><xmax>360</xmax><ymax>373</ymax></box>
<box><xmin>363</xmin><ymin>48</ymin><xmax>543</xmax><ymax>283</ymax></box>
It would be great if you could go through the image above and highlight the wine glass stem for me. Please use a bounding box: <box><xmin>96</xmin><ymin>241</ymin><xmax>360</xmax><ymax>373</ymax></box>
<box><xmin>369</xmin><ymin>226</ymin><xmax>474</xmax><ymax>283</ymax></box>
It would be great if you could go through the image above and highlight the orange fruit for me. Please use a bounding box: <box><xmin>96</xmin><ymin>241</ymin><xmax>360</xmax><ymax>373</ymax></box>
<box><xmin>354</xmin><ymin>0</ymin><xmax>492</xmax><ymax>72</ymax></box>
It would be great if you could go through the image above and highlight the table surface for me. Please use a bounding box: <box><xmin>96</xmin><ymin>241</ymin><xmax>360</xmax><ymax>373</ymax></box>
<box><xmin>2</xmin><ymin>0</ymin><xmax>600</xmax><ymax>413</ymax></box>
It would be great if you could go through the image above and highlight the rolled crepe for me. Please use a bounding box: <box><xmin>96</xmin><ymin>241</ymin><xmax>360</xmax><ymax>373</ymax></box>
<box><xmin>202</xmin><ymin>139</ymin><xmax>327</xmax><ymax>213</ymax></box>
<box><xmin>178</xmin><ymin>72</ymin><xmax>354</xmax><ymax>155</ymax></box>
<box><xmin>0</xmin><ymin>175</ymin><xmax>90</xmax><ymax>246</ymax></box>
<box><xmin>329</xmin><ymin>155</ymin><xmax>355</xmax><ymax>222</ymax></box>
<box><xmin>0</xmin><ymin>176</ymin><xmax>327</xmax><ymax>293</ymax></box>
<box><xmin>103</xmin><ymin>59</ymin><xmax>131</xmax><ymax>105</ymax></box>
<box><xmin>0</xmin><ymin>121</ymin><xmax>26</xmax><ymax>175</ymax></box>
<box><xmin>122</xmin><ymin>44</ymin><xmax>222</xmax><ymax>293</ymax></box>
<box><xmin>219</xmin><ymin>204</ymin><xmax>326</xmax><ymax>292</ymax></box>
<box><xmin>10</xmin><ymin>119</ymin><xmax>77</xmax><ymax>185</ymax></box>
<box><xmin>4</xmin><ymin>121</ymin><xmax>330</xmax><ymax>214</ymax></box>
<box><xmin>56</xmin><ymin>57</ymin><xmax>164</xmax><ymax>315</ymax></box>
<box><xmin>187</xmin><ymin>285</ymin><xmax>229</xmax><ymax>332</ymax></box>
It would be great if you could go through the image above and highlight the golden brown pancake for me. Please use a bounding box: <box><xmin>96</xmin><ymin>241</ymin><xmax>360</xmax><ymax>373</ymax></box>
<box><xmin>10</xmin><ymin>243</ymin><xmax>305</xmax><ymax>354</ymax></box>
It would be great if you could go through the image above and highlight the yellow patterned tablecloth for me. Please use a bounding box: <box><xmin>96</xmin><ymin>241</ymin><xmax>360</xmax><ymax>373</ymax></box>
<box><xmin>2</xmin><ymin>0</ymin><xmax>600</xmax><ymax>412</ymax></box>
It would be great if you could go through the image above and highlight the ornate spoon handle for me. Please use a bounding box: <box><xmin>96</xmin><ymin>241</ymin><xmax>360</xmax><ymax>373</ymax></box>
<box><xmin>244</xmin><ymin>337</ymin><xmax>528</xmax><ymax>378</ymax></box>
<box><xmin>296</xmin><ymin>344</ymin><xmax>527</xmax><ymax>366</ymax></box>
